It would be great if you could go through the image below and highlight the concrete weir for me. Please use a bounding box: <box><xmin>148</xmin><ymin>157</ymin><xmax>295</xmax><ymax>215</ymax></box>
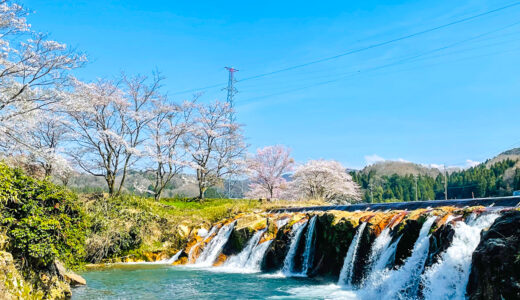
<box><xmin>270</xmin><ymin>196</ymin><xmax>520</xmax><ymax>213</ymax></box>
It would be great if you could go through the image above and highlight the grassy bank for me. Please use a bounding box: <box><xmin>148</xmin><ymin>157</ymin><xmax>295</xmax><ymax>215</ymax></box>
<box><xmin>82</xmin><ymin>194</ymin><xmax>324</xmax><ymax>263</ymax></box>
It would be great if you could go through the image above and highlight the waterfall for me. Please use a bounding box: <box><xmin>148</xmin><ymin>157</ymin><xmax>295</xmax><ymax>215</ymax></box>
<box><xmin>300</xmin><ymin>216</ymin><xmax>317</xmax><ymax>276</ymax></box>
<box><xmin>363</xmin><ymin>216</ymin><xmax>437</xmax><ymax>299</ymax></box>
<box><xmin>282</xmin><ymin>220</ymin><xmax>308</xmax><ymax>275</ymax></box>
<box><xmin>338</xmin><ymin>222</ymin><xmax>367</xmax><ymax>287</ymax></box>
<box><xmin>366</xmin><ymin>227</ymin><xmax>392</xmax><ymax>270</ymax></box>
<box><xmin>371</xmin><ymin>234</ymin><xmax>402</xmax><ymax>273</ymax></box>
<box><xmin>276</xmin><ymin>218</ymin><xmax>290</xmax><ymax>228</ymax></box>
<box><xmin>195</xmin><ymin>221</ymin><xmax>236</xmax><ymax>267</ymax></box>
<box><xmin>247</xmin><ymin>239</ymin><xmax>273</xmax><ymax>271</ymax></box>
<box><xmin>421</xmin><ymin>213</ymin><xmax>500</xmax><ymax>299</ymax></box>
<box><xmin>166</xmin><ymin>249</ymin><xmax>183</xmax><ymax>264</ymax></box>
<box><xmin>189</xmin><ymin>225</ymin><xmax>218</xmax><ymax>263</ymax></box>
<box><xmin>224</xmin><ymin>229</ymin><xmax>266</xmax><ymax>270</ymax></box>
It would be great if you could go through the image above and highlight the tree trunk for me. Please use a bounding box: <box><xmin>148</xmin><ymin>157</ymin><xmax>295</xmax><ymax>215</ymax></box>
<box><xmin>199</xmin><ymin>187</ymin><xmax>206</xmax><ymax>202</ymax></box>
<box><xmin>106</xmin><ymin>173</ymin><xmax>115</xmax><ymax>196</ymax></box>
<box><xmin>154</xmin><ymin>188</ymin><xmax>163</xmax><ymax>201</ymax></box>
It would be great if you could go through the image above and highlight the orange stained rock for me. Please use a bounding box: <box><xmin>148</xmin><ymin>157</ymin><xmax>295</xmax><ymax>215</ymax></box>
<box><xmin>388</xmin><ymin>211</ymin><xmax>409</xmax><ymax>229</ymax></box>
<box><xmin>371</xmin><ymin>212</ymin><xmax>403</xmax><ymax>235</ymax></box>
<box><xmin>431</xmin><ymin>206</ymin><xmax>458</xmax><ymax>216</ymax></box>
<box><xmin>435</xmin><ymin>214</ymin><xmax>453</xmax><ymax>228</ymax></box>
<box><xmin>173</xmin><ymin>256</ymin><xmax>188</xmax><ymax>266</ymax></box>
<box><xmin>213</xmin><ymin>253</ymin><xmax>228</xmax><ymax>267</ymax></box>
<box><xmin>405</xmin><ymin>208</ymin><xmax>430</xmax><ymax>221</ymax></box>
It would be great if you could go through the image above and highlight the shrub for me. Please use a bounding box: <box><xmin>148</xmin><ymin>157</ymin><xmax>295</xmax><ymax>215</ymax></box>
<box><xmin>0</xmin><ymin>163</ymin><xmax>87</xmax><ymax>270</ymax></box>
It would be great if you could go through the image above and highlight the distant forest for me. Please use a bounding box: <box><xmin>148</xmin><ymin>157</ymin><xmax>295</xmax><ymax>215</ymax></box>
<box><xmin>351</xmin><ymin>159</ymin><xmax>520</xmax><ymax>203</ymax></box>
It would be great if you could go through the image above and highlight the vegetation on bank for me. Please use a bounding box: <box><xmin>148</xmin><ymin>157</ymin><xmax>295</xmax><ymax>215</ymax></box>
<box><xmin>0</xmin><ymin>163</ymin><xmax>87</xmax><ymax>270</ymax></box>
<box><xmin>0</xmin><ymin>163</ymin><xmax>87</xmax><ymax>298</ymax></box>
<box><xmin>82</xmin><ymin>194</ymin><xmax>324</xmax><ymax>263</ymax></box>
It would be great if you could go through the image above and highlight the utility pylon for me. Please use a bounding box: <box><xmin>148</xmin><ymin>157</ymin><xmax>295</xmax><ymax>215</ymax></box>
<box><xmin>225</xmin><ymin>67</ymin><xmax>238</xmax><ymax>123</ymax></box>
<box><xmin>224</xmin><ymin>67</ymin><xmax>238</xmax><ymax>198</ymax></box>
<box><xmin>415</xmin><ymin>174</ymin><xmax>418</xmax><ymax>201</ymax></box>
<box><xmin>444</xmin><ymin>165</ymin><xmax>448</xmax><ymax>200</ymax></box>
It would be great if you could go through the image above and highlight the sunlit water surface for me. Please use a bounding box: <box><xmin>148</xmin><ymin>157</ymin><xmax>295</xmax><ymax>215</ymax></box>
<box><xmin>72</xmin><ymin>264</ymin><xmax>356</xmax><ymax>300</ymax></box>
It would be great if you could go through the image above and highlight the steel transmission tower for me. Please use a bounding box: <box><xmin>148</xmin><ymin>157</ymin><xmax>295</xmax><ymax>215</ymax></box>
<box><xmin>224</xmin><ymin>67</ymin><xmax>238</xmax><ymax>198</ymax></box>
<box><xmin>225</xmin><ymin>67</ymin><xmax>238</xmax><ymax>123</ymax></box>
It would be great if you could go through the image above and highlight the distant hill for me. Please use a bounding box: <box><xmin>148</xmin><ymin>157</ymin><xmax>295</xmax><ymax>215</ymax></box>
<box><xmin>485</xmin><ymin>147</ymin><xmax>520</xmax><ymax>182</ymax></box>
<box><xmin>360</xmin><ymin>161</ymin><xmax>444</xmax><ymax>178</ymax></box>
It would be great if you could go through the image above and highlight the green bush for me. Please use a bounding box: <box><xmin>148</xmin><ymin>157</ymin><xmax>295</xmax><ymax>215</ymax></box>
<box><xmin>0</xmin><ymin>163</ymin><xmax>87</xmax><ymax>270</ymax></box>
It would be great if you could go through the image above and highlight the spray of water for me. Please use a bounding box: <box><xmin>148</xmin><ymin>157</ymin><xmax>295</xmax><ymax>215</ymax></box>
<box><xmin>282</xmin><ymin>220</ymin><xmax>308</xmax><ymax>276</ymax></box>
<box><xmin>421</xmin><ymin>213</ymin><xmax>499</xmax><ymax>299</ymax></box>
<box><xmin>300</xmin><ymin>216</ymin><xmax>317</xmax><ymax>276</ymax></box>
<box><xmin>195</xmin><ymin>221</ymin><xmax>236</xmax><ymax>267</ymax></box>
<box><xmin>338</xmin><ymin>222</ymin><xmax>367</xmax><ymax>287</ymax></box>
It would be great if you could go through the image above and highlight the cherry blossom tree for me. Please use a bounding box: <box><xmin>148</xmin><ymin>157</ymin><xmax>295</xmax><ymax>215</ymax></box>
<box><xmin>0</xmin><ymin>0</ymin><xmax>85</xmax><ymax>166</ymax></box>
<box><xmin>66</xmin><ymin>74</ymin><xmax>160</xmax><ymax>196</ymax></box>
<box><xmin>288</xmin><ymin>159</ymin><xmax>361</xmax><ymax>204</ymax></box>
<box><xmin>25</xmin><ymin>110</ymin><xmax>70</xmax><ymax>177</ymax></box>
<box><xmin>0</xmin><ymin>0</ymin><xmax>85</xmax><ymax>122</ymax></box>
<box><xmin>185</xmin><ymin>100</ymin><xmax>246</xmax><ymax>200</ymax></box>
<box><xmin>246</xmin><ymin>145</ymin><xmax>294</xmax><ymax>200</ymax></box>
<box><xmin>146</xmin><ymin>99</ymin><xmax>193</xmax><ymax>200</ymax></box>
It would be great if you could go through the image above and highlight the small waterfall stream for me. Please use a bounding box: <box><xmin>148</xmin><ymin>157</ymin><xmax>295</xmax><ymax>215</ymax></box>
<box><xmin>282</xmin><ymin>220</ymin><xmax>308</xmax><ymax>275</ymax></box>
<box><xmin>189</xmin><ymin>225</ymin><xmax>218</xmax><ymax>263</ymax></box>
<box><xmin>421</xmin><ymin>213</ymin><xmax>500</xmax><ymax>299</ymax></box>
<box><xmin>371</xmin><ymin>234</ymin><xmax>402</xmax><ymax>273</ymax></box>
<box><xmin>300</xmin><ymin>216</ymin><xmax>317</xmax><ymax>276</ymax></box>
<box><xmin>366</xmin><ymin>227</ymin><xmax>392</xmax><ymax>271</ymax></box>
<box><xmin>338</xmin><ymin>222</ymin><xmax>367</xmax><ymax>286</ymax></box>
<box><xmin>195</xmin><ymin>221</ymin><xmax>236</xmax><ymax>267</ymax></box>
<box><xmin>224</xmin><ymin>229</ymin><xmax>268</xmax><ymax>271</ymax></box>
<box><xmin>362</xmin><ymin>216</ymin><xmax>437</xmax><ymax>299</ymax></box>
<box><xmin>166</xmin><ymin>249</ymin><xmax>183</xmax><ymax>264</ymax></box>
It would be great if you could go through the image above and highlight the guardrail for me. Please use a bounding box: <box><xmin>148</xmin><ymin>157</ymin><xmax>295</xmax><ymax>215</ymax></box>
<box><xmin>269</xmin><ymin>196</ymin><xmax>520</xmax><ymax>213</ymax></box>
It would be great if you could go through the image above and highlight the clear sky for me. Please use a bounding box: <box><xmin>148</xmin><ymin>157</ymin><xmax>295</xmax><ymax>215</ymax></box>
<box><xmin>24</xmin><ymin>0</ymin><xmax>520</xmax><ymax>169</ymax></box>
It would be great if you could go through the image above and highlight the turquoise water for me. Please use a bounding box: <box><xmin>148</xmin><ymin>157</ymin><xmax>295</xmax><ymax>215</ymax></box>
<box><xmin>72</xmin><ymin>264</ymin><xmax>337</xmax><ymax>300</ymax></box>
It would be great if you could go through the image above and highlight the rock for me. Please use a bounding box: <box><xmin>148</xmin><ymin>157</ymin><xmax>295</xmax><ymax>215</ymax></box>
<box><xmin>424</xmin><ymin>223</ymin><xmax>455</xmax><ymax>268</ymax></box>
<box><xmin>223</xmin><ymin>226</ymin><xmax>254</xmax><ymax>256</ymax></box>
<box><xmin>0</xmin><ymin>251</ymin><xmax>34</xmax><ymax>299</ymax></box>
<box><xmin>312</xmin><ymin>213</ymin><xmax>355</xmax><ymax>278</ymax></box>
<box><xmin>261</xmin><ymin>221</ymin><xmax>294</xmax><ymax>272</ymax></box>
<box><xmin>466</xmin><ymin>210</ymin><xmax>520</xmax><ymax>300</ymax></box>
<box><xmin>176</xmin><ymin>225</ymin><xmax>190</xmax><ymax>239</ymax></box>
<box><xmin>55</xmin><ymin>261</ymin><xmax>86</xmax><ymax>286</ymax></box>
<box><xmin>64</xmin><ymin>272</ymin><xmax>86</xmax><ymax>286</ymax></box>
<box><xmin>392</xmin><ymin>218</ymin><xmax>423</xmax><ymax>267</ymax></box>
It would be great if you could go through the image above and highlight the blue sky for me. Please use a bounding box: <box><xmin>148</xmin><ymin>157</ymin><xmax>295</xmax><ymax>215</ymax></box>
<box><xmin>25</xmin><ymin>0</ymin><xmax>520</xmax><ymax>169</ymax></box>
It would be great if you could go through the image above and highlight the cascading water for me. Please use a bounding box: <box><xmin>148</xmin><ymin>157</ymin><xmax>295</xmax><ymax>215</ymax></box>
<box><xmin>366</xmin><ymin>227</ymin><xmax>392</xmax><ymax>272</ymax></box>
<box><xmin>282</xmin><ymin>220</ymin><xmax>308</xmax><ymax>276</ymax></box>
<box><xmin>338</xmin><ymin>222</ymin><xmax>367</xmax><ymax>287</ymax></box>
<box><xmin>195</xmin><ymin>221</ymin><xmax>236</xmax><ymax>267</ymax></box>
<box><xmin>362</xmin><ymin>216</ymin><xmax>437</xmax><ymax>299</ymax></box>
<box><xmin>189</xmin><ymin>225</ymin><xmax>218</xmax><ymax>263</ymax></box>
<box><xmin>166</xmin><ymin>249</ymin><xmax>183</xmax><ymax>264</ymax></box>
<box><xmin>371</xmin><ymin>234</ymin><xmax>402</xmax><ymax>273</ymax></box>
<box><xmin>300</xmin><ymin>216</ymin><xmax>317</xmax><ymax>276</ymax></box>
<box><xmin>421</xmin><ymin>213</ymin><xmax>500</xmax><ymax>299</ymax></box>
<box><xmin>224</xmin><ymin>229</ymin><xmax>266</xmax><ymax>271</ymax></box>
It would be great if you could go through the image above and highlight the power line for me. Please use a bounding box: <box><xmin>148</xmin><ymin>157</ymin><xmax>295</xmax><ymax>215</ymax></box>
<box><xmin>169</xmin><ymin>1</ymin><xmax>520</xmax><ymax>95</ymax></box>
<box><xmin>238</xmin><ymin>23</ymin><xmax>520</xmax><ymax>104</ymax></box>
<box><xmin>237</xmin><ymin>1</ymin><xmax>520</xmax><ymax>83</ymax></box>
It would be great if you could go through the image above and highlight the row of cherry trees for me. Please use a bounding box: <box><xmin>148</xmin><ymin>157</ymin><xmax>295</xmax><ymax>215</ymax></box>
<box><xmin>0</xmin><ymin>0</ymin><xmax>245</xmax><ymax>200</ymax></box>
<box><xmin>0</xmin><ymin>1</ymin><xmax>359</xmax><ymax>203</ymax></box>
<box><xmin>246</xmin><ymin>145</ymin><xmax>361</xmax><ymax>204</ymax></box>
